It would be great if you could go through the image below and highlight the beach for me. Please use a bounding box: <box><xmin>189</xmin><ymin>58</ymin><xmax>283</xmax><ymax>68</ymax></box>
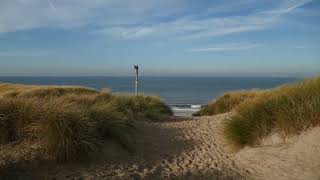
<box><xmin>1</xmin><ymin>0</ymin><xmax>319</xmax><ymax>178</ymax></box>
<box><xmin>2</xmin><ymin>112</ymin><xmax>319</xmax><ymax>179</ymax></box>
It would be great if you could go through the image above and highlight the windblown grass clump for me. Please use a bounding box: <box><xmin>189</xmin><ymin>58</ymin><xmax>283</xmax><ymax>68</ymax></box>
<box><xmin>195</xmin><ymin>90</ymin><xmax>263</xmax><ymax>116</ymax></box>
<box><xmin>40</xmin><ymin>99</ymin><xmax>97</xmax><ymax>162</ymax></box>
<box><xmin>0</xmin><ymin>83</ymin><xmax>172</xmax><ymax>162</ymax></box>
<box><xmin>0</xmin><ymin>97</ymin><xmax>41</xmax><ymax>143</ymax></box>
<box><xmin>89</xmin><ymin>102</ymin><xmax>135</xmax><ymax>150</ymax></box>
<box><xmin>108</xmin><ymin>95</ymin><xmax>173</xmax><ymax>121</ymax></box>
<box><xmin>225</xmin><ymin>77</ymin><xmax>320</xmax><ymax>146</ymax></box>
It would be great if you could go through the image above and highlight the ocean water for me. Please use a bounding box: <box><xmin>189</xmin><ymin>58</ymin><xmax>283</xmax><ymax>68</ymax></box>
<box><xmin>0</xmin><ymin>76</ymin><xmax>297</xmax><ymax>116</ymax></box>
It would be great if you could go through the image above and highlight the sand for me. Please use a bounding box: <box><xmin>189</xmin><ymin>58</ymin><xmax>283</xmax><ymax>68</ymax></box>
<box><xmin>235</xmin><ymin>126</ymin><xmax>320</xmax><ymax>180</ymax></box>
<box><xmin>1</xmin><ymin>113</ymin><xmax>319</xmax><ymax>179</ymax></box>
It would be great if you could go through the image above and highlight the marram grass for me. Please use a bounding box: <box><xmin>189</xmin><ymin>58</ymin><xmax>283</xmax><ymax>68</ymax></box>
<box><xmin>40</xmin><ymin>99</ymin><xmax>98</xmax><ymax>162</ymax></box>
<box><xmin>0</xmin><ymin>83</ymin><xmax>172</xmax><ymax>162</ymax></box>
<box><xmin>225</xmin><ymin>77</ymin><xmax>320</xmax><ymax>146</ymax></box>
<box><xmin>194</xmin><ymin>90</ymin><xmax>264</xmax><ymax>116</ymax></box>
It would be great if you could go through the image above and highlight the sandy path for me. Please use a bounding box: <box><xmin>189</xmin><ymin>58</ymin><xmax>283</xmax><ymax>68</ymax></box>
<box><xmin>0</xmin><ymin>114</ymin><xmax>249</xmax><ymax>179</ymax></box>
<box><xmin>2</xmin><ymin>113</ymin><xmax>319</xmax><ymax>179</ymax></box>
<box><xmin>128</xmin><ymin>114</ymin><xmax>249</xmax><ymax>179</ymax></box>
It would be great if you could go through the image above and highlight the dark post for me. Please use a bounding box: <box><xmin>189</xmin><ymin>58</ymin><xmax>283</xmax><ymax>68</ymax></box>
<box><xmin>134</xmin><ymin>65</ymin><xmax>139</xmax><ymax>96</ymax></box>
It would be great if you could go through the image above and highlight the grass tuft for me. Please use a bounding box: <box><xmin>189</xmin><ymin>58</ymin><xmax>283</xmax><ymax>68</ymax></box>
<box><xmin>0</xmin><ymin>83</ymin><xmax>172</xmax><ymax>162</ymax></box>
<box><xmin>0</xmin><ymin>97</ymin><xmax>41</xmax><ymax>143</ymax></box>
<box><xmin>225</xmin><ymin>77</ymin><xmax>320</xmax><ymax>146</ymax></box>
<box><xmin>195</xmin><ymin>90</ymin><xmax>263</xmax><ymax>116</ymax></box>
<box><xmin>89</xmin><ymin>101</ymin><xmax>136</xmax><ymax>150</ymax></box>
<box><xmin>38</xmin><ymin>99</ymin><xmax>97</xmax><ymax>162</ymax></box>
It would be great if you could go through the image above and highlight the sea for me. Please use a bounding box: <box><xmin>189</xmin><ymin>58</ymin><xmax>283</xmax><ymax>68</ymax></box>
<box><xmin>0</xmin><ymin>76</ymin><xmax>298</xmax><ymax>116</ymax></box>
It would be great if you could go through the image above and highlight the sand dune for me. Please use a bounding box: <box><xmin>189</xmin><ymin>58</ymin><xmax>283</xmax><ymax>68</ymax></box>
<box><xmin>235</xmin><ymin>126</ymin><xmax>320</xmax><ymax>180</ymax></box>
<box><xmin>1</xmin><ymin>113</ymin><xmax>319</xmax><ymax>179</ymax></box>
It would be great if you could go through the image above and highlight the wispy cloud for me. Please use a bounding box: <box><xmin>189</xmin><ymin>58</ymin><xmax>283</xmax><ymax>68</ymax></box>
<box><xmin>189</xmin><ymin>43</ymin><xmax>263</xmax><ymax>52</ymax></box>
<box><xmin>0</xmin><ymin>50</ymin><xmax>54</xmax><ymax>57</ymax></box>
<box><xmin>0</xmin><ymin>0</ymin><xmax>314</xmax><ymax>40</ymax></box>
<box><xmin>98</xmin><ymin>0</ymin><xmax>313</xmax><ymax>40</ymax></box>
<box><xmin>94</xmin><ymin>26</ymin><xmax>156</xmax><ymax>39</ymax></box>
<box><xmin>47</xmin><ymin>0</ymin><xmax>57</xmax><ymax>12</ymax></box>
<box><xmin>96</xmin><ymin>14</ymin><xmax>277</xmax><ymax>40</ymax></box>
<box><xmin>274</xmin><ymin>0</ymin><xmax>313</xmax><ymax>14</ymax></box>
<box><xmin>175</xmin><ymin>15</ymin><xmax>277</xmax><ymax>40</ymax></box>
<box><xmin>295</xmin><ymin>46</ymin><xmax>307</xmax><ymax>49</ymax></box>
<box><xmin>0</xmin><ymin>0</ymin><xmax>109</xmax><ymax>33</ymax></box>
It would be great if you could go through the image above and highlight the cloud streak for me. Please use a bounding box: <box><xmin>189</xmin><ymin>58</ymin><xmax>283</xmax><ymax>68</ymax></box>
<box><xmin>0</xmin><ymin>0</ymin><xmax>314</xmax><ymax>41</ymax></box>
<box><xmin>94</xmin><ymin>26</ymin><xmax>156</xmax><ymax>39</ymax></box>
<box><xmin>189</xmin><ymin>43</ymin><xmax>263</xmax><ymax>52</ymax></box>
<box><xmin>97</xmin><ymin>14</ymin><xmax>277</xmax><ymax>40</ymax></box>
<box><xmin>47</xmin><ymin>0</ymin><xmax>57</xmax><ymax>12</ymax></box>
<box><xmin>98</xmin><ymin>0</ymin><xmax>313</xmax><ymax>40</ymax></box>
<box><xmin>0</xmin><ymin>0</ymin><xmax>109</xmax><ymax>33</ymax></box>
<box><xmin>0</xmin><ymin>50</ymin><xmax>54</xmax><ymax>57</ymax></box>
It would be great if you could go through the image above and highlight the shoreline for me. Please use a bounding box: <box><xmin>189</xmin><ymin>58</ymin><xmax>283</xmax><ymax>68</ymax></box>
<box><xmin>170</xmin><ymin>104</ymin><xmax>202</xmax><ymax>117</ymax></box>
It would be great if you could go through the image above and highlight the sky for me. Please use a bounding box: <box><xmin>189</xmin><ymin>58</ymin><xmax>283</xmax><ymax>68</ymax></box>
<box><xmin>0</xmin><ymin>0</ymin><xmax>319</xmax><ymax>77</ymax></box>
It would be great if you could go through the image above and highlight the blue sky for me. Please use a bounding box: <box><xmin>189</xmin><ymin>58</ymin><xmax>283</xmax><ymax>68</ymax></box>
<box><xmin>0</xmin><ymin>0</ymin><xmax>319</xmax><ymax>77</ymax></box>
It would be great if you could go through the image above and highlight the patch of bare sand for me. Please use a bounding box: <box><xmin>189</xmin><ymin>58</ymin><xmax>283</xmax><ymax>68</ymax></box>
<box><xmin>1</xmin><ymin>113</ymin><xmax>319</xmax><ymax>180</ymax></box>
<box><xmin>234</xmin><ymin>127</ymin><xmax>320</xmax><ymax>180</ymax></box>
<box><xmin>0</xmin><ymin>114</ymin><xmax>248</xmax><ymax>179</ymax></box>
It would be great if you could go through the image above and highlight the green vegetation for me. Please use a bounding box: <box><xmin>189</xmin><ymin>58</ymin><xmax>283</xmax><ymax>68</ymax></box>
<box><xmin>225</xmin><ymin>77</ymin><xmax>320</xmax><ymax>146</ymax></box>
<box><xmin>0</xmin><ymin>83</ymin><xmax>172</xmax><ymax>162</ymax></box>
<box><xmin>196</xmin><ymin>77</ymin><xmax>320</xmax><ymax>147</ymax></box>
<box><xmin>194</xmin><ymin>90</ymin><xmax>263</xmax><ymax>116</ymax></box>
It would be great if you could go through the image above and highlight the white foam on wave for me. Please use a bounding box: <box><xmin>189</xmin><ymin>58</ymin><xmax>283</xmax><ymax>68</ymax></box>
<box><xmin>191</xmin><ymin>105</ymin><xmax>201</xmax><ymax>109</ymax></box>
<box><xmin>171</xmin><ymin>104</ymin><xmax>202</xmax><ymax>117</ymax></box>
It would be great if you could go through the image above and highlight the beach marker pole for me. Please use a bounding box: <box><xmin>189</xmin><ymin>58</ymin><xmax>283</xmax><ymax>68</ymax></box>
<box><xmin>134</xmin><ymin>65</ymin><xmax>139</xmax><ymax>96</ymax></box>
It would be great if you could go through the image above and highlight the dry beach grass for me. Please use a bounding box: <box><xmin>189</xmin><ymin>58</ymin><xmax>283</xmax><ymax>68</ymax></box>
<box><xmin>225</xmin><ymin>77</ymin><xmax>320</xmax><ymax>146</ymax></box>
<box><xmin>0</xmin><ymin>113</ymin><xmax>249</xmax><ymax>179</ymax></box>
<box><xmin>0</xmin><ymin>83</ymin><xmax>172</xmax><ymax>162</ymax></box>
<box><xmin>198</xmin><ymin>77</ymin><xmax>320</xmax><ymax>146</ymax></box>
<box><xmin>194</xmin><ymin>90</ymin><xmax>264</xmax><ymax>116</ymax></box>
<box><xmin>1</xmin><ymin>77</ymin><xmax>320</xmax><ymax>179</ymax></box>
<box><xmin>1</xmin><ymin>113</ymin><xmax>319</xmax><ymax>179</ymax></box>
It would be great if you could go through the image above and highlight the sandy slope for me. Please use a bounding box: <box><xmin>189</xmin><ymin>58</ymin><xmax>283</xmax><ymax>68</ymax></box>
<box><xmin>235</xmin><ymin>127</ymin><xmax>320</xmax><ymax>180</ymax></box>
<box><xmin>1</xmin><ymin>113</ymin><xmax>319</xmax><ymax>179</ymax></box>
